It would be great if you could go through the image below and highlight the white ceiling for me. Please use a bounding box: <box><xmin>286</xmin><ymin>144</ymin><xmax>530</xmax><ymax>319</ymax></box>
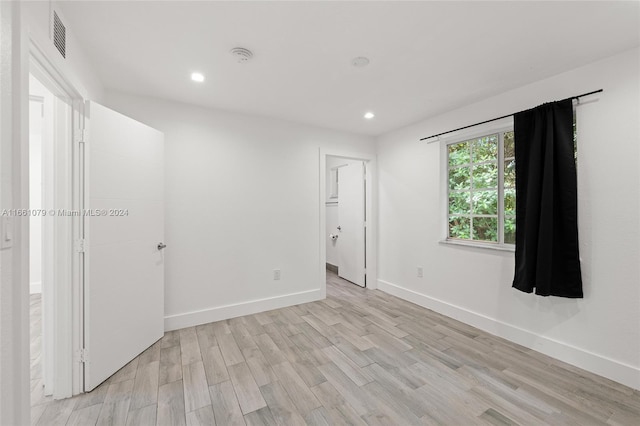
<box><xmin>59</xmin><ymin>1</ymin><xmax>639</xmax><ymax>136</ymax></box>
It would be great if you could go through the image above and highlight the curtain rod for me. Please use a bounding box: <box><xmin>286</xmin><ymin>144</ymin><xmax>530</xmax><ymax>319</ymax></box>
<box><xmin>420</xmin><ymin>89</ymin><xmax>603</xmax><ymax>142</ymax></box>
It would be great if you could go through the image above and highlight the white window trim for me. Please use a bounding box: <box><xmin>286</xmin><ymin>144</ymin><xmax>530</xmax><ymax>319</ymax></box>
<box><xmin>439</xmin><ymin>121</ymin><xmax>515</xmax><ymax>252</ymax></box>
<box><xmin>439</xmin><ymin>238</ymin><xmax>515</xmax><ymax>252</ymax></box>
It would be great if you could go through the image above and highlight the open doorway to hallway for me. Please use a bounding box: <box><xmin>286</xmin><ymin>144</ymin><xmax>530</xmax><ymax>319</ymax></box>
<box><xmin>28</xmin><ymin>52</ymin><xmax>84</xmax><ymax>420</ymax></box>
<box><xmin>325</xmin><ymin>156</ymin><xmax>367</xmax><ymax>288</ymax></box>
<box><xmin>29</xmin><ymin>73</ymin><xmax>57</xmax><ymax>415</ymax></box>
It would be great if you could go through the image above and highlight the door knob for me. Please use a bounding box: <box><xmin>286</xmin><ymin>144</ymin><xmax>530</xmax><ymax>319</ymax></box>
<box><xmin>157</xmin><ymin>242</ymin><xmax>167</xmax><ymax>250</ymax></box>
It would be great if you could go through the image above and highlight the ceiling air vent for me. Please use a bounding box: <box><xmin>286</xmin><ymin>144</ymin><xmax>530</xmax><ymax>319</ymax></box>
<box><xmin>53</xmin><ymin>11</ymin><xmax>66</xmax><ymax>58</ymax></box>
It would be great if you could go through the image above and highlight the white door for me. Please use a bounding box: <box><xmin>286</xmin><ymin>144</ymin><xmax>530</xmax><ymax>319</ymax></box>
<box><xmin>84</xmin><ymin>102</ymin><xmax>165</xmax><ymax>391</ymax></box>
<box><xmin>338</xmin><ymin>161</ymin><xmax>366</xmax><ymax>287</ymax></box>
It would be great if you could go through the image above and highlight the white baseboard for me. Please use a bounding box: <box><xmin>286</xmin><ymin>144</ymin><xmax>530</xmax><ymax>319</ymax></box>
<box><xmin>30</xmin><ymin>281</ymin><xmax>42</xmax><ymax>294</ymax></box>
<box><xmin>164</xmin><ymin>288</ymin><xmax>323</xmax><ymax>331</ymax></box>
<box><xmin>377</xmin><ymin>279</ymin><xmax>640</xmax><ymax>391</ymax></box>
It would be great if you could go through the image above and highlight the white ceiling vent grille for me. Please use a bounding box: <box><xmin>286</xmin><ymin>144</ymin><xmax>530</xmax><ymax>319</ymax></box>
<box><xmin>53</xmin><ymin>11</ymin><xmax>66</xmax><ymax>59</ymax></box>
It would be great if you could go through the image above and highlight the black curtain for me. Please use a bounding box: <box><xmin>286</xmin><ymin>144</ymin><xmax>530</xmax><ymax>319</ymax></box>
<box><xmin>512</xmin><ymin>99</ymin><xmax>583</xmax><ymax>298</ymax></box>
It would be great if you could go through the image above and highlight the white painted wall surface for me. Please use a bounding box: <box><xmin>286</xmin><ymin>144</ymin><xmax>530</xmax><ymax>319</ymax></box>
<box><xmin>29</xmin><ymin>100</ymin><xmax>43</xmax><ymax>294</ymax></box>
<box><xmin>27</xmin><ymin>75</ymin><xmax>55</xmax><ymax>298</ymax></box>
<box><xmin>104</xmin><ymin>92</ymin><xmax>375</xmax><ymax>330</ymax></box>
<box><xmin>376</xmin><ymin>48</ymin><xmax>640</xmax><ymax>389</ymax></box>
<box><xmin>0</xmin><ymin>3</ymin><xmax>18</xmax><ymax>423</ymax></box>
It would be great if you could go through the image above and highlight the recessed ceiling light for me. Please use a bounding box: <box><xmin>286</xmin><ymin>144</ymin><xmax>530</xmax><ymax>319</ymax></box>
<box><xmin>352</xmin><ymin>56</ymin><xmax>370</xmax><ymax>67</ymax></box>
<box><xmin>364</xmin><ymin>112</ymin><xmax>375</xmax><ymax>119</ymax></box>
<box><xmin>191</xmin><ymin>72</ymin><xmax>205</xmax><ymax>82</ymax></box>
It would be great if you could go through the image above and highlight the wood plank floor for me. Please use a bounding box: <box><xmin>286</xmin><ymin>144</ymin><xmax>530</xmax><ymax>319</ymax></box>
<box><xmin>31</xmin><ymin>271</ymin><xmax>640</xmax><ymax>425</ymax></box>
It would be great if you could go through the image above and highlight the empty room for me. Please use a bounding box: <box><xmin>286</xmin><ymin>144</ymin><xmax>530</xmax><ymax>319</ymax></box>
<box><xmin>1</xmin><ymin>1</ymin><xmax>639</xmax><ymax>425</ymax></box>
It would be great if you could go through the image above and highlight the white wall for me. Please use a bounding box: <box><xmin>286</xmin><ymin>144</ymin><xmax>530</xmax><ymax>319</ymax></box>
<box><xmin>376</xmin><ymin>48</ymin><xmax>640</xmax><ymax>390</ymax></box>
<box><xmin>0</xmin><ymin>3</ymin><xmax>19</xmax><ymax>423</ymax></box>
<box><xmin>28</xmin><ymin>74</ymin><xmax>55</xmax><ymax>296</ymax></box>
<box><xmin>104</xmin><ymin>92</ymin><xmax>375</xmax><ymax>330</ymax></box>
<box><xmin>28</xmin><ymin>99</ymin><xmax>43</xmax><ymax>294</ymax></box>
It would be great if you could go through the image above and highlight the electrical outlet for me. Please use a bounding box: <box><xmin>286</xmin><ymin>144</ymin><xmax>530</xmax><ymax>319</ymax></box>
<box><xmin>273</xmin><ymin>269</ymin><xmax>281</xmax><ymax>280</ymax></box>
<box><xmin>417</xmin><ymin>266</ymin><xmax>423</xmax><ymax>278</ymax></box>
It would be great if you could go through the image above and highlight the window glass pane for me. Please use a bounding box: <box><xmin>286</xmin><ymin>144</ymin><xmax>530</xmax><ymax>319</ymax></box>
<box><xmin>472</xmin><ymin>164</ymin><xmax>498</xmax><ymax>189</ymax></box>
<box><xmin>504</xmin><ymin>159</ymin><xmax>515</xmax><ymax>187</ymax></box>
<box><xmin>449</xmin><ymin>216</ymin><xmax>471</xmax><ymax>239</ymax></box>
<box><xmin>446</xmin><ymin>130</ymin><xmax>516</xmax><ymax>246</ymax></box>
<box><xmin>472</xmin><ymin>217</ymin><xmax>498</xmax><ymax>242</ymax></box>
<box><xmin>449</xmin><ymin>192</ymin><xmax>471</xmax><ymax>215</ymax></box>
<box><xmin>449</xmin><ymin>166</ymin><xmax>470</xmax><ymax>191</ymax></box>
<box><xmin>504</xmin><ymin>131</ymin><xmax>515</xmax><ymax>158</ymax></box>
<box><xmin>504</xmin><ymin>188</ymin><xmax>516</xmax><ymax>215</ymax></box>
<box><xmin>448</xmin><ymin>142</ymin><xmax>470</xmax><ymax>166</ymax></box>
<box><xmin>472</xmin><ymin>190</ymin><xmax>498</xmax><ymax>215</ymax></box>
<box><xmin>504</xmin><ymin>217</ymin><xmax>516</xmax><ymax>244</ymax></box>
<box><xmin>472</xmin><ymin>135</ymin><xmax>498</xmax><ymax>162</ymax></box>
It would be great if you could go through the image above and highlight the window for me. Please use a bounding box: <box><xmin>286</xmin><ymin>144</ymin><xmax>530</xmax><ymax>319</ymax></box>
<box><xmin>447</xmin><ymin>129</ymin><xmax>515</xmax><ymax>247</ymax></box>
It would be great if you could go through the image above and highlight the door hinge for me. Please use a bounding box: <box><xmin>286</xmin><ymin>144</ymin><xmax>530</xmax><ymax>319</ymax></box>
<box><xmin>74</xmin><ymin>239</ymin><xmax>86</xmax><ymax>253</ymax></box>
<box><xmin>75</xmin><ymin>348</ymin><xmax>89</xmax><ymax>364</ymax></box>
<box><xmin>74</xmin><ymin>128</ymin><xmax>86</xmax><ymax>144</ymax></box>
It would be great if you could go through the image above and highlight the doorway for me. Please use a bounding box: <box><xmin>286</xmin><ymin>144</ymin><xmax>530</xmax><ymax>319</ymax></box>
<box><xmin>28</xmin><ymin>41</ymin><xmax>85</xmax><ymax>410</ymax></box>
<box><xmin>319</xmin><ymin>151</ymin><xmax>376</xmax><ymax>297</ymax></box>
<box><xmin>326</xmin><ymin>157</ymin><xmax>367</xmax><ymax>287</ymax></box>
<box><xmin>28</xmin><ymin>74</ymin><xmax>56</xmax><ymax>408</ymax></box>
<box><xmin>25</xmin><ymin>38</ymin><xmax>165</xmax><ymax>424</ymax></box>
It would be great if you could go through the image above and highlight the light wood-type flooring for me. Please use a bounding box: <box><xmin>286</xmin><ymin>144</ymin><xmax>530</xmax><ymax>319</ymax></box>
<box><xmin>31</xmin><ymin>271</ymin><xmax>640</xmax><ymax>425</ymax></box>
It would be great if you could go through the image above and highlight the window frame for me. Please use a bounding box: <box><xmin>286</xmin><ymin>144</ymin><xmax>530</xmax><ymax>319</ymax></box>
<box><xmin>440</xmin><ymin>124</ymin><xmax>515</xmax><ymax>252</ymax></box>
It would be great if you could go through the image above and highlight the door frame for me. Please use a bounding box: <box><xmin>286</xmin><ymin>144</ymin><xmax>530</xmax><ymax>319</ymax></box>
<box><xmin>25</xmin><ymin>37</ymin><xmax>86</xmax><ymax>399</ymax></box>
<box><xmin>319</xmin><ymin>149</ymin><xmax>377</xmax><ymax>298</ymax></box>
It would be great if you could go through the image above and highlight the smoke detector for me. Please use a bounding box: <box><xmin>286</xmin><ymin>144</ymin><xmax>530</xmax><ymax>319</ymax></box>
<box><xmin>351</xmin><ymin>56</ymin><xmax>370</xmax><ymax>67</ymax></box>
<box><xmin>230</xmin><ymin>47</ymin><xmax>254</xmax><ymax>63</ymax></box>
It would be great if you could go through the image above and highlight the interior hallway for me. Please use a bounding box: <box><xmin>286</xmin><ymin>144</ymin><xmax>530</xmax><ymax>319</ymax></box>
<box><xmin>30</xmin><ymin>272</ymin><xmax>640</xmax><ymax>425</ymax></box>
